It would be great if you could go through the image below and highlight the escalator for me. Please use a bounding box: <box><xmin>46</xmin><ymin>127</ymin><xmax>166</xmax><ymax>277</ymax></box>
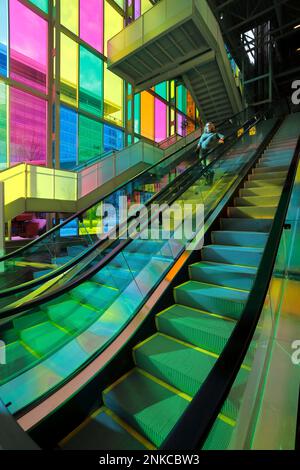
<box><xmin>58</xmin><ymin>113</ymin><xmax>300</xmax><ymax>450</ymax></box>
<box><xmin>0</xmin><ymin>113</ymin><xmax>243</xmax><ymax>302</ymax></box>
<box><xmin>0</xmin><ymin>114</ymin><xmax>270</xmax><ymax>414</ymax></box>
<box><xmin>1</xmin><ymin>113</ymin><xmax>298</xmax><ymax>451</ymax></box>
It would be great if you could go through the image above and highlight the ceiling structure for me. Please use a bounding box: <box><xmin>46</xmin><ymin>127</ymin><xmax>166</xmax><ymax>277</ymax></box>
<box><xmin>207</xmin><ymin>0</ymin><xmax>300</xmax><ymax>109</ymax></box>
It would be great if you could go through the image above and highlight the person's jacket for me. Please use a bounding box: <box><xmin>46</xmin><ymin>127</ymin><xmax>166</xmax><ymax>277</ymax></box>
<box><xmin>198</xmin><ymin>131</ymin><xmax>224</xmax><ymax>153</ymax></box>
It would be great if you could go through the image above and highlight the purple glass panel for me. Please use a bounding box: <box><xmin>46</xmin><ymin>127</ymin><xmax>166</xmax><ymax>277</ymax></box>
<box><xmin>134</xmin><ymin>0</ymin><xmax>141</xmax><ymax>18</ymax></box>
<box><xmin>155</xmin><ymin>98</ymin><xmax>167</xmax><ymax>143</ymax></box>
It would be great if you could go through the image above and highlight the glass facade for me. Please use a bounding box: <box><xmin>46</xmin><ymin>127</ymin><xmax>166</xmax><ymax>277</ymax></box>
<box><xmin>0</xmin><ymin>0</ymin><xmax>199</xmax><ymax>171</ymax></box>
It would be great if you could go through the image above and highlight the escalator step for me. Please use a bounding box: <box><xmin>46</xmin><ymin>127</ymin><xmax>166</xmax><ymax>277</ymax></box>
<box><xmin>71</xmin><ymin>281</ymin><xmax>119</xmax><ymax>310</ymax></box>
<box><xmin>156</xmin><ymin>304</ymin><xmax>235</xmax><ymax>354</ymax></box>
<box><xmin>244</xmin><ymin>178</ymin><xmax>285</xmax><ymax>188</ymax></box>
<box><xmin>174</xmin><ymin>280</ymin><xmax>248</xmax><ymax>319</ymax></box>
<box><xmin>228</xmin><ymin>206</ymin><xmax>276</xmax><ymax>219</ymax></box>
<box><xmin>220</xmin><ymin>218</ymin><xmax>272</xmax><ymax>232</ymax></box>
<box><xmin>201</xmin><ymin>244</ymin><xmax>263</xmax><ymax>266</ymax></box>
<box><xmin>61</xmin><ymin>407</ymin><xmax>151</xmax><ymax>450</ymax></box>
<box><xmin>234</xmin><ymin>195</ymin><xmax>280</xmax><ymax>207</ymax></box>
<box><xmin>134</xmin><ymin>333</ymin><xmax>249</xmax><ymax>421</ymax></box>
<box><xmin>239</xmin><ymin>187</ymin><xmax>282</xmax><ymax>197</ymax></box>
<box><xmin>103</xmin><ymin>368</ymin><xmax>189</xmax><ymax>448</ymax></box>
<box><xmin>248</xmin><ymin>171</ymin><xmax>287</xmax><ymax>180</ymax></box>
<box><xmin>20</xmin><ymin>321</ymin><xmax>71</xmax><ymax>357</ymax></box>
<box><xmin>189</xmin><ymin>261</ymin><xmax>257</xmax><ymax>290</ymax></box>
<box><xmin>211</xmin><ymin>230</ymin><xmax>268</xmax><ymax>247</ymax></box>
<box><xmin>46</xmin><ymin>299</ymin><xmax>99</xmax><ymax>334</ymax></box>
<box><xmin>253</xmin><ymin>165</ymin><xmax>288</xmax><ymax>174</ymax></box>
<box><xmin>0</xmin><ymin>341</ymin><xmax>37</xmax><ymax>384</ymax></box>
<box><xmin>202</xmin><ymin>417</ymin><xmax>235</xmax><ymax>450</ymax></box>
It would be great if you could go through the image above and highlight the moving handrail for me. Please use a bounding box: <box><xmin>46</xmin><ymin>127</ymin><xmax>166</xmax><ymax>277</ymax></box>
<box><xmin>0</xmin><ymin>114</ymin><xmax>261</xmax><ymax>318</ymax></box>
<box><xmin>160</xmin><ymin>134</ymin><xmax>300</xmax><ymax>450</ymax></box>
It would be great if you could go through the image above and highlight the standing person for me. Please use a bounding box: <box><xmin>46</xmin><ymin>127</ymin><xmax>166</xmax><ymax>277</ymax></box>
<box><xmin>196</xmin><ymin>122</ymin><xmax>224</xmax><ymax>167</ymax></box>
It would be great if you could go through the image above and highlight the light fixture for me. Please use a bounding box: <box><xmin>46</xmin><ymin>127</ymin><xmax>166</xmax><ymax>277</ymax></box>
<box><xmin>297</xmin><ymin>47</ymin><xmax>300</xmax><ymax>52</ymax></box>
<box><xmin>294</xmin><ymin>24</ymin><xmax>300</xmax><ymax>29</ymax></box>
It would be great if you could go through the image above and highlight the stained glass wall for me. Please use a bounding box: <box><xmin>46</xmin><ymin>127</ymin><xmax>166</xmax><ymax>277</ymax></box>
<box><xmin>0</xmin><ymin>0</ymin><xmax>199</xmax><ymax>172</ymax></box>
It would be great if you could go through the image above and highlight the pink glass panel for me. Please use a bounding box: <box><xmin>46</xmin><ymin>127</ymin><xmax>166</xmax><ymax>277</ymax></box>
<box><xmin>80</xmin><ymin>0</ymin><xmax>104</xmax><ymax>53</ymax></box>
<box><xmin>155</xmin><ymin>98</ymin><xmax>167</xmax><ymax>143</ymax></box>
<box><xmin>10</xmin><ymin>88</ymin><xmax>47</xmax><ymax>166</ymax></box>
<box><xmin>10</xmin><ymin>0</ymin><xmax>48</xmax><ymax>93</ymax></box>
<box><xmin>134</xmin><ymin>0</ymin><xmax>141</xmax><ymax>18</ymax></box>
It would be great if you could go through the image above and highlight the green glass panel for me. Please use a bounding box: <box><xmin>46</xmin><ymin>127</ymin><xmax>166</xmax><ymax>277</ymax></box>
<box><xmin>155</xmin><ymin>82</ymin><xmax>168</xmax><ymax>100</ymax></box>
<box><xmin>134</xmin><ymin>93</ymin><xmax>141</xmax><ymax>134</ymax></box>
<box><xmin>79</xmin><ymin>46</ymin><xmax>103</xmax><ymax>117</ymax></box>
<box><xmin>177</xmin><ymin>84</ymin><xmax>187</xmax><ymax>114</ymax></box>
<box><xmin>0</xmin><ymin>81</ymin><xmax>7</xmax><ymax>169</ymax></box>
<box><xmin>28</xmin><ymin>0</ymin><xmax>48</xmax><ymax>13</ymax></box>
<box><xmin>79</xmin><ymin>115</ymin><xmax>103</xmax><ymax>164</ymax></box>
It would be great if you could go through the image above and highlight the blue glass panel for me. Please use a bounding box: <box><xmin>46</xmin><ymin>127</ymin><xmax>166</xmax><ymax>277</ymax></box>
<box><xmin>0</xmin><ymin>0</ymin><xmax>8</xmax><ymax>77</ymax></box>
<box><xmin>103</xmin><ymin>124</ymin><xmax>124</xmax><ymax>152</ymax></box>
<box><xmin>60</xmin><ymin>106</ymin><xmax>78</xmax><ymax>169</ymax></box>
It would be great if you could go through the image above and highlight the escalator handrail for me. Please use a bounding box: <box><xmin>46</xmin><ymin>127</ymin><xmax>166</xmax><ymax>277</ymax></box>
<box><xmin>0</xmin><ymin>116</ymin><xmax>262</xmax><ymax>318</ymax></box>
<box><xmin>0</xmin><ymin>110</ymin><xmax>253</xmax><ymax>263</ymax></box>
<box><xmin>0</xmin><ymin>116</ymin><xmax>258</xmax><ymax>300</ymax></box>
<box><xmin>160</xmin><ymin>131</ymin><xmax>300</xmax><ymax>450</ymax></box>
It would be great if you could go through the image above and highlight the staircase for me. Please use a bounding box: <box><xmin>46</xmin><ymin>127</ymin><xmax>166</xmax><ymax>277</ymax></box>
<box><xmin>107</xmin><ymin>0</ymin><xmax>242</xmax><ymax>122</ymax></box>
<box><xmin>60</xmin><ymin>117</ymin><xmax>299</xmax><ymax>450</ymax></box>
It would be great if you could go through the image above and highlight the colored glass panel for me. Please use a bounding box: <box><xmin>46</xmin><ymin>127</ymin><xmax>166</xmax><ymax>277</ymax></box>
<box><xmin>104</xmin><ymin>63</ymin><xmax>123</xmax><ymax>127</ymax></box>
<box><xmin>141</xmin><ymin>0</ymin><xmax>152</xmax><ymax>14</ymax></box>
<box><xmin>0</xmin><ymin>82</ymin><xmax>7</xmax><ymax>169</ymax></box>
<box><xmin>134</xmin><ymin>93</ymin><xmax>141</xmax><ymax>134</ymax></box>
<box><xmin>141</xmin><ymin>91</ymin><xmax>154</xmax><ymax>141</ymax></box>
<box><xmin>104</xmin><ymin>1</ymin><xmax>123</xmax><ymax>56</ymax></box>
<box><xmin>155</xmin><ymin>82</ymin><xmax>168</xmax><ymax>100</ymax></box>
<box><xmin>61</xmin><ymin>0</ymin><xmax>78</xmax><ymax>35</ymax></box>
<box><xmin>10</xmin><ymin>0</ymin><xmax>48</xmax><ymax>93</ymax></box>
<box><xmin>60</xmin><ymin>106</ymin><xmax>78</xmax><ymax>169</ymax></box>
<box><xmin>79</xmin><ymin>46</ymin><xmax>103</xmax><ymax>117</ymax></box>
<box><xmin>177</xmin><ymin>84</ymin><xmax>187</xmax><ymax>114</ymax></box>
<box><xmin>104</xmin><ymin>124</ymin><xmax>124</xmax><ymax>152</ymax></box>
<box><xmin>80</xmin><ymin>0</ymin><xmax>104</xmax><ymax>53</ymax></box>
<box><xmin>177</xmin><ymin>112</ymin><xmax>187</xmax><ymax>137</ymax></box>
<box><xmin>134</xmin><ymin>0</ymin><xmax>141</xmax><ymax>18</ymax></box>
<box><xmin>10</xmin><ymin>87</ymin><xmax>47</xmax><ymax>166</ymax></box>
<box><xmin>79</xmin><ymin>115</ymin><xmax>102</xmax><ymax>164</ymax></box>
<box><xmin>0</xmin><ymin>0</ymin><xmax>8</xmax><ymax>77</ymax></box>
<box><xmin>114</xmin><ymin>0</ymin><xmax>124</xmax><ymax>9</ymax></box>
<box><xmin>60</xmin><ymin>33</ymin><xmax>78</xmax><ymax>107</ymax></box>
<box><xmin>28</xmin><ymin>0</ymin><xmax>48</xmax><ymax>13</ymax></box>
<box><xmin>155</xmin><ymin>98</ymin><xmax>167</xmax><ymax>143</ymax></box>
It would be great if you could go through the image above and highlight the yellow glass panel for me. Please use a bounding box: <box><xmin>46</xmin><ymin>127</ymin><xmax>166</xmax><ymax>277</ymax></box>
<box><xmin>104</xmin><ymin>1</ymin><xmax>123</xmax><ymax>56</ymax></box>
<box><xmin>141</xmin><ymin>91</ymin><xmax>154</xmax><ymax>140</ymax></box>
<box><xmin>61</xmin><ymin>0</ymin><xmax>78</xmax><ymax>35</ymax></box>
<box><xmin>104</xmin><ymin>63</ymin><xmax>123</xmax><ymax>127</ymax></box>
<box><xmin>141</xmin><ymin>0</ymin><xmax>153</xmax><ymax>14</ymax></box>
<box><xmin>60</xmin><ymin>33</ymin><xmax>78</xmax><ymax>106</ymax></box>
